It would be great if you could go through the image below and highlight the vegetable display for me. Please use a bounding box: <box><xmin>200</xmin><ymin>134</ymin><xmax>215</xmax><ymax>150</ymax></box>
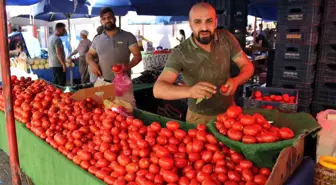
<box><xmin>0</xmin><ymin>76</ymin><xmax>272</xmax><ymax>185</ymax></box>
<box><xmin>215</xmin><ymin>106</ymin><xmax>295</xmax><ymax>144</ymax></box>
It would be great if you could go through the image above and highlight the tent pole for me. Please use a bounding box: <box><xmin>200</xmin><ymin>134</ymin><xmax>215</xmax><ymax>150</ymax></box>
<box><xmin>67</xmin><ymin>14</ymin><xmax>73</xmax><ymax>86</ymax></box>
<box><xmin>0</xmin><ymin>0</ymin><xmax>22</xmax><ymax>185</ymax></box>
<box><xmin>118</xmin><ymin>16</ymin><xmax>121</xmax><ymax>28</ymax></box>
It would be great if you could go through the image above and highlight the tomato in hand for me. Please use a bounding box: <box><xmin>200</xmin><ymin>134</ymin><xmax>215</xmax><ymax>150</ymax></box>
<box><xmin>220</xmin><ymin>84</ymin><xmax>229</xmax><ymax>93</ymax></box>
<box><xmin>112</xmin><ymin>65</ymin><xmax>122</xmax><ymax>73</ymax></box>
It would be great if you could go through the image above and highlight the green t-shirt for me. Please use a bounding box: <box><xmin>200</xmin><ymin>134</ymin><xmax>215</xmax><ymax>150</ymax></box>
<box><xmin>164</xmin><ymin>30</ymin><xmax>243</xmax><ymax>116</ymax></box>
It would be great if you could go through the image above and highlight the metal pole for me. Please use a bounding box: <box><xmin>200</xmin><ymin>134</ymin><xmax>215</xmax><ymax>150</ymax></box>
<box><xmin>67</xmin><ymin>14</ymin><xmax>73</xmax><ymax>86</ymax></box>
<box><xmin>0</xmin><ymin>0</ymin><xmax>22</xmax><ymax>185</ymax></box>
<box><xmin>118</xmin><ymin>16</ymin><xmax>121</xmax><ymax>28</ymax></box>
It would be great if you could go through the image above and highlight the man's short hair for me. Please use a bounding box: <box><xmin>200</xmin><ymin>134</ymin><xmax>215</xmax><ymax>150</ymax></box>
<box><xmin>55</xmin><ymin>23</ymin><xmax>66</xmax><ymax>30</ymax></box>
<box><xmin>100</xmin><ymin>7</ymin><xmax>114</xmax><ymax>17</ymax></box>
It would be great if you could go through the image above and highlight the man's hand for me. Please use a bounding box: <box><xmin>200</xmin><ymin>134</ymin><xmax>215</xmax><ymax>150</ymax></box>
<box><xmin>62</xmin><ymin>64</ymin><xmax>67</xmax><ymax>72</ymax></box>
<box><xmin>188</xmin><ymin>82</ymin><xmax>217</xmax><ymax>99</ymax></box>
<box><xmin>222</xmin><ymin>78</ymin><xmax>238</xmax><ymax>96</ymax></box>
<box><xmin>90</xmin><ymin>62</ymin><xmax>102</xmax><ymax>77</ymax></box>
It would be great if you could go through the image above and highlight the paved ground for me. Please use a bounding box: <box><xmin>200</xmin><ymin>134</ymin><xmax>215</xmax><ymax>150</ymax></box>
<box><xmin>0</xmin><ymin>150</ymin><xmax>33</xmax><ymax>185</ymax></box>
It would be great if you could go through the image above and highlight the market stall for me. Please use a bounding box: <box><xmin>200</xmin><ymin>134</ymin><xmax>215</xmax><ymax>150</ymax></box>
<box><xmin>142</xmin><ymin>50</ymin><xmax>171</xmax><ymax>71</ymax></box>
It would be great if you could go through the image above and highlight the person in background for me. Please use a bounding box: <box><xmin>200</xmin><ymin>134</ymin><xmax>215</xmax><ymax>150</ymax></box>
<box><xmin>153</xmin><ymin>3</ymin><xmax>254</xmax><ymax>124</ymax></box>
<box><xmin>86</xmin><ymin>7</ymin><xmax>142</xmax><ymax>106</ymax></box>
<box><xmin>255</xmin><ymin>31</ymin><xmax>269</xmax><ymax>48</ymax></box>
<box><xmin>247</xmin><ymin>25</ymin><xmax>253</xmax><ymax>36</ymax></box>
<box><xmin>9</xmin><ymin>42</ymin><xmax>26</xmax><ymax>58</ymax></box>
<box><xmin>136</xmin><ymin>30</ymin><xmax>152</xmax><ymax>51</ymax></box>
<box><xmin>68</xmin><ymin>30</ymin><xmax>92</xmax><ymax>84</ymax></box>
<box><xmin>48</xmin><ymin>23</ymin><xmax>67</xmax><ymax>86</ymax></box>
<box><xmin>176</xmin><ymin>29</ymin><xmax>186</xmax><ymax>44</ymax></box>
<box><xmin>89</xmin><ymin>26</ymin><xmax>104</xmax><ymax>84</ymax></box>
<box><xmin>257</xmin><ymin>23</ymin><xmax>265</xmax><ymax>37</ymax></box>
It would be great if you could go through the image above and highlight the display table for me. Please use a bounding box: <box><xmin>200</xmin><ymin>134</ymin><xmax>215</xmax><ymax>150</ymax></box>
<box><xmin>142</xmin><ymin>53</ymin><xmax>170</xmax><ymax>71</ymax></box>
<box><xmin>0</xmin><ymin>112</ymin><xmax>104</xmax><ymax>185</ymax></box>
<box><xmin>31</xmin><ymin>66</ymin><xmax>81</xmax><ymax>83</ymax></box>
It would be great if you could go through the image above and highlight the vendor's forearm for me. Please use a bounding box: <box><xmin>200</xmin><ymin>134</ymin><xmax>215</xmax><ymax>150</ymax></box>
<box><xmin>153</xmin><ymin>81</ymin><xmax>190</xmax><ymax>100</ymax></box>
<box><xmin>233</xmin><ymin>62</ymin><xmax>254</xmax><ymax>86</ymax></box>
<box><xmin>86</xmin><ymin>54</ymin><xmax>96</xmax><ymax>67</ymax></box>
<box><xmin>127</xmin><ymin>55</ymin><xmax>142</xmax><ymax>70</ymax></box>
<box><xmin>56</xmin><ymin>53</ymin><xmax>65</xmax><ymax>66</ymax></box>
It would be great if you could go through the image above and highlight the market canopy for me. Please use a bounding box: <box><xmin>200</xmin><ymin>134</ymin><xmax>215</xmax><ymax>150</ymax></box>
<box><xmin>19</xmin><ymin>13</ymin><xmax>92</xmax><ymax>21</ymax></box>
<box><xmin>248</xmin><ymin>0</ymin><xmax>278</xmax><ymax>21</ymax></box>
<box><xmin>7</xmin><ymin>0</ymin><xmax>41</xmax><ymax>6</ymax></box>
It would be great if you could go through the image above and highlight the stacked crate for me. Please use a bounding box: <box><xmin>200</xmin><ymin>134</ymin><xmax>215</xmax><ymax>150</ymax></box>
<box><xmin>312</xmin><ymin>0</ymin><xmax>336</xmax><ymax>115</ymax></box>
<box><xmin>272</xmin><ymin>0</ymin><xmax>323</xmax><ymax>113</ymax></box>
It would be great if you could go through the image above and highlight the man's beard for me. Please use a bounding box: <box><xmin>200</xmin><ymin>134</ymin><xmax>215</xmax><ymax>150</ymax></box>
<box><xmin>104</xmin><ymin>22</ymin><xmax>116</xmax><ymax>31</ymax></box>
<box><xmin>196</xmin><ymin>30</ymin><xmax>214</xmax><ymax>45</ymax></box>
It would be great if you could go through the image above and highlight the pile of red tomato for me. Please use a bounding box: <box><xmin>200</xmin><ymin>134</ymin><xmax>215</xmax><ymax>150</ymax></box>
<box><xmin>0</xmin><ymin>76</ymin><xmax>273</xmax><ymax>185</ymax></box>
<box><xmin>253</xmin><ymin>91</ymin><xmax>296</xmax><ymax>104</ymax></box>
<box><xmin>215</xmin><ymin>106</ymin><xmax>295</xmax><ymax>144</ymax></box>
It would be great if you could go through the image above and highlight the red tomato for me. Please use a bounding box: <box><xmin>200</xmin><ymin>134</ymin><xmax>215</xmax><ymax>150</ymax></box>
<box><xmin>95</xmin><ymin>170</ymin><xmax>110</xmax><ymax>180</ymax></box>
<box><xmin>242</xmin><ymin>135</ymin><xmax>257</xmax><ymax>144</ymax></box>
<box><xmin>192</xmin><ymin>139</ymin><xmax>204</xmax><ymax>152</ymax></box>
<box><xmin>112</xmin><ymin>65</ymin><xmax>122</xmax><ymax>72</ymax></box>
<box><xmin>196</xmin><ymin>171</ymin><xmax>211</xmax><ymax>182</ymax></box>
<box><xmin>242</xmin><ymin>169</ymin><xmax>254</xmax><ymax>182</ymax></box>
<box><xmin>139</xmin><ymin>158</ymin><xmax>150</xmax><ymax>169</ymax></box>
<box><xmin>226</xmin><ymin>106</ymin><xmax>242</xmax><ymax>119</ymax></box>
<box><xmin>243</xmin><ymin>125</ymin><xmax>261</xmax><ymax>136</ymax></box>
<box><xmin>202</xmin><ymin>164</ymin><xmax>213</xmax><ymax>174</ymax></box>
<box><xmin>166</xmin><ymin>121</ymin><xmax>180</xmax><ymax>131</ymax></box>
<box><xmin>220</xmin><ymin>84</ymin><xmax>229</xmax><ymax>93</ymax></box>
<box><xmin>174</xmin><ymin>130</ymin><xmax>187</xmax><ymax>140</ymax></box>
<box><xmin>149</xmin><ymin>164</ymin><xmax>160</xmax><ymax>174</ymax></box>
<box><xmin>126</xmin><ymin>163</ymin><xmax>139</xmax><ymax>173</ymax></box>
<box><xmin>185</xmin><ymin>170</ymin><xmax>197</xmax><ymax>180</ymax></box>
<box><xmin>231</xmin><ymin>122</ymin><xmax>244</xmax><ymax>131</ymax></box>
<box><xmin>259</xmin><ymin>168</ymin><xmax>271</xmax><ymax>177</ymax></box>
<box><xmin>78</xmin><ymin>150</ymin><xmax>92</xmax><ymax>161</ymax></box>
<box><xmin>227</xmin><ymin>171</ymin><xmax>241</xmax><ymax>182</ymax></box>
<box><xmin>194</xmin><ymin>160</ymin><xmax>205</xmax><ymax>170</ymax></box>
<box><xmin>125</xmin><ymin>173</ymin><xmax>136</xmax><ymax>182</ymax></box>
<box><xmin>162</xmin><ymin>171</ymin><xmax>179</xmax><ymax>183</ymax></box>
<box><xmin>175</xmin><ymin>158</ymin><xmax>187</xmax><ymax>168</ymax></box>
<box><xmin>240</xmin><ymin>160</ymin><xmax>253</xmax><ymax>169</ymax></box>
<box><xmin>254</xmin><ymin>174</ymin><xmax>268</xmax><ymax>185</ymax></box>
<box><xmin>96</xmin><ymin>158</ymin><xmax>109</xmax><ymax>168</ymax></box>
<box><xmin>223</xmin><ymin>119</ymin><xmax>235</xmax><ymax>129</ymax></box>
<box><xmin>254</xmin><ymin>91</ymin><xmax>262</xmax><ymax>98</ymax></box>
<box><xmin>230</xmin><ymin>152</ymin><xmax>244</xmax><ymax>163</ymax></box>
<box><xmin>261</xmin><ymin>133</ymin><xmax>278</xmax><ymax>143</ymax></box>
<box><xmin>178</xmin><ymin>177</ymin><xmax>190</xmax><ymax>185</ymax></box>
<box><xmin>201</xmin><ymin>150</ymin><xmax>214</xmax><ymax>163</ymax></box>
<box><xmin>279</xmin><ymin>127</ymin><xmax>294</xmax><ymax>140</ymax></box>
<box><xmin>227</xmin><ymin>129</ymin><xmax>243</xmax><ymax>141</ymax></box>
<box><xmin>240</xmin><ymin>115</ymin><xmax>255</xmax><ymax>125</ymax></box>
<box><xmin>159</xmin><ymin>157</ymin><xmax>174</xmax><ymax>170</ymax></box>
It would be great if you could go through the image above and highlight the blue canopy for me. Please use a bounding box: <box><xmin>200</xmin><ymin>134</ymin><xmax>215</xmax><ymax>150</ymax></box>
<box><xmin>248</xmin><ymin>0</ymin><xmax>278</xmax><ymax>21</ymax></box>
<box><xmin>19</xmin><ymin>13</ymin><xmax>92</xmax><ymax>21</ymax></box>
<box><xmin>128</xmin><ymin>15</ymin><xmax>188</xmax><ymax>25</ymax></box>
<box><xmin>7</xmin><ymin>0</ymin><xmax>41</xmax><ymax>6</ymax></box>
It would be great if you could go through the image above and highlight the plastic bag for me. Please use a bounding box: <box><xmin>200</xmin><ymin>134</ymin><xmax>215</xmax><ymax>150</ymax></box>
<box><xmin>112</xmin><ymin>72</ymin><xmax>132</xmax><ymax>96</ymax></box>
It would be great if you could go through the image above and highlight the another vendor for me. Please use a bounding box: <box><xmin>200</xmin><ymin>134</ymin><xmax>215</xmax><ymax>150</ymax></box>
<box><xmin>153</xmin><ymin>3</ymin><xmax>254</xmax><ymax>124</ymax></box>
<box><xmin>136</xmin><ymin>30</ymin><xmax>152</xmax><ymax>51</ymax></box>
<box><xmin>68</xmin><ymin>30</ymin><xmax>92</xmax><ymax>84</ymax></box>
<box><xmin>86</xmin><ymin>7</ymin><xmax>142</xmax><ymax>106</ymax></box>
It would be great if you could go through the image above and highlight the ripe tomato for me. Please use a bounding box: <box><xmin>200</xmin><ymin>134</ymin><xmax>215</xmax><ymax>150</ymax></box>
<box><xmin>254</xmin><ymin>91</ymin><xmax>262</xmax><ymax>98</ymax></box>
<box><xmin>242</xmin><ymin>136</ymin><xmax>257</xmax><ymax>144</ymax></box>
<box><xmin>261</xmin><ymin>133</ymin><xmax>278</xmax><ymax>143</ymax></box>
<box><xmin>243</xmin><ymin>125</ymin><xmax>261</xmax><ymax>136</ymax></box>
<box><xmin>226</xmin><ymin>106</ymin><xmax>242</xmax><ymax>119</ymax></box>
<box><xmin>112</xmin><ymin>65</ymin><xmax>122</xmax><ymax>72</ymax></box>
<box><xmin>159</xmin><ymin>157</ymin><xmax>174</xmax><ymax>170</ymax></box>
<box><xmin>220</xmin><ymin>84</ymin><xmax>229</xmax><ymax>93</ymax></box>
<box><xmin>178</xmin><ymin>177</ymin><xmax>190</xmax><ymax>185</ymax></box>
<box><xmin>254</xmin><ymin>174</ymin><xmax>268</xmax><ymax>185</ymax></box>
<box><xmin>242</xmin><ymin>169</ymin><xmax>254</xmax><ymax>182</ymax></box>
<box><xmin>192</xmin><ymin>139</ymin><xmax>204</xmax><ymax>152</ymax></box>
<box><xmin>166</xmin><ymin>121</ymin><xmax>180</xmax><ymax>131</ymax></box>
<box><xmin>174</xmin><ymin>130</ymin><xmax>187</xmax><ymax>140</ymax></box>
<box><xmin>149</xmin><ymin>164</ymin><xmax>160</xmax><ymax>174</ymax></box>
<box><xmin>126</xmin><ymin>163</ymin><xmax>139</xmax><ymax>173</ymax></box>
<box><xmin>240</xmin><ymin>115</ymin><xmax>255</xmax><ymax>125</ymax></box>
<box><xmin>240</xmin><ymin>160</ymin><xmax>253</xmax><ymax>169</ymax></box>
<box><xmin>279</xmin><ymin>127</ymin><xmax>294</xmax><ymax>140</ymax></box>
<box><xmin>78</xmin><ymin>150</ymin><xmax>92</xmax><ymax>161</ymax></box>
<box><xmin>227</xmin><ymin>129</ymin><xmax>243</xmax><ymax>141</ymax></box>
<box><xmin>230</xmin><ymin>152</ymin><xmax>244</xmax><ymax>163</ymax></box>
<box><xmin>227</xmin><ymin>171</ymin><xmax>241</xmax><ymax>182</ymax></box>
<box><xmin>162</xmin><ymin>171</ymin><xmax>179</xmax><ymax>183</ymax></box>
<box><xmin>175</xmin><ymin>158</ymin><xmax>187</xmax><ymax>168</ymax></box>
<box><xmin>259</xmin><ymin>168</ymin><xmax>271</xmax><ymax>177</ymax></box>
<box><xmin>231</xmin><ymin>122</ymin><xmax>244</xmax><ymax>131</ymax></box>
<box><xmin>139</xmin><ymin>158</ymin><xmax>150</xmax><ymax>169</ymax></box>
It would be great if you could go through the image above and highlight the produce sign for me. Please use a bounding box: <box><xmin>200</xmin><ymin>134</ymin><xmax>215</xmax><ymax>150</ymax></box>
<box><xmin>0</xmin><ymin>76</ymin><xmax>272</xmax><ymax>185</ymax></box>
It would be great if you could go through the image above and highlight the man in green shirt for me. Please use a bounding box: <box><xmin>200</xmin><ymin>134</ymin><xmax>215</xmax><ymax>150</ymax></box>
<box><xmin>153</xmin><ymin>3</ymin><xmax>254</xmax><ymax>124</ymax></box>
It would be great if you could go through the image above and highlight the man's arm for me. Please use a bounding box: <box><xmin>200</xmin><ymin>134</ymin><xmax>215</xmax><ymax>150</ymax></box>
<box><xmin>68</xmin><ymin>49</ymin><xmax>78</xmax><ymax>58</ymax></box>
<box><xmin>56</xmin><ymin>43</ymin><xmax>66</xmax><ymax>67</ymax></box>
<box><xmin>153</xmin><ymin>70</ymin><xmax>191</xmax><ymax>100</ymax></box>
<box><xmin>124</xmin><ymin>44</ymin><xmax>142</xmax><ymax>71</ymax></box>
<box><xmin>231</xmin><ymin>51</ymin><xmax>254</xmax><ymax>86</ymax></box>
<box><xmin>86</xmin><ymin>48</ymin><xmax>102</xmax><ymax>76</ymax></box>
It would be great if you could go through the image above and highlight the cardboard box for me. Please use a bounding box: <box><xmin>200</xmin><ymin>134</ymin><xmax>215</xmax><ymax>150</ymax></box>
<box><xmin>71</xmin><ymin>84</ymin><xmax>115</xmax><ymax>104</ymax></box>
<box><xmin>266</xmin><ymin>136</ymin><xmax>305</xmax><ymax>185</ymax></box>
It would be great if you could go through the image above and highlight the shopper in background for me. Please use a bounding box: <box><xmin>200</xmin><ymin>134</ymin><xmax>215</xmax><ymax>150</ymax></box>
<box><xmin>176</xmin><ymin>29</ymin><xmax>186</xmax><ymax>44</ymax></box>
<box><xmin>136</xmin><ymin>30</ymin><xmax>152</xmax><ymax>51</ymax></box>
<box><xmin>47</xmin><ymin>23</ymin><xmax>67</xmax><ymax>86</ymax></box>
<box><xmin>68</xmin><ymin>30</ymin><xmax>92</xmax><ymax>84</ymax></box>
<box><xmin>86</xmin><ymin>7</ymin><xmax>142</xmax><ymax>106</ymax></box>
<box><xmin>9</xmin><ymin>42</ymin><xmax>26</xmax><ymax>58</ymax></box>
<box><xmin>153</xmin><ymin>2</ymin><xmax>254</xmax><ymax>124</ymax></box>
